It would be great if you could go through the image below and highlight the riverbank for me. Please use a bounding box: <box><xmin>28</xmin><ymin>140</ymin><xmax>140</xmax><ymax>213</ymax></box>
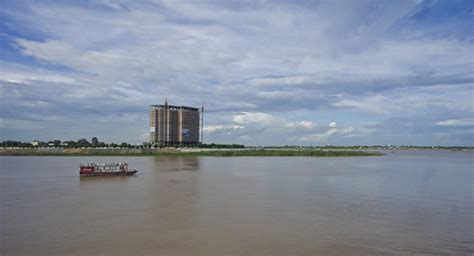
<box><xmin>0</xmin><ymin>148</ymin><xmax>383</xmax><ymax>157</ymax></box>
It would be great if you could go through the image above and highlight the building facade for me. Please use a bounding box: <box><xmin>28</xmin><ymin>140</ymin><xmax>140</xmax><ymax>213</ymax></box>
<box><xmin>150</xmin><ymin>100</ymin><xmax>200</xmax><ymax>145</ymax></box>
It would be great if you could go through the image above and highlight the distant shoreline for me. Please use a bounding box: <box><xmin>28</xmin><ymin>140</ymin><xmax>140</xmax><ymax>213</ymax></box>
<box><xmin>0</xmin><ymin>148</ymin><xmax>384</xmax><ymax>157</ymax></box>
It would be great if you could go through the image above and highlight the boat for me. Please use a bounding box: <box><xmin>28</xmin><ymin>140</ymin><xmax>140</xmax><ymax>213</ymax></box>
<box><xmin>79</xmin><ymin>162</ymin><xmax>138</xmax><ymax>177</ymax></box>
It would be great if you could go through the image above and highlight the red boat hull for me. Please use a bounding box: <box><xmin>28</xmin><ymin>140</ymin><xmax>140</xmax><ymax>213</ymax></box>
<box><xmin>80</xmin><ymin>170</ymin><xmax>138</xmax><ymax>177</ymax></box>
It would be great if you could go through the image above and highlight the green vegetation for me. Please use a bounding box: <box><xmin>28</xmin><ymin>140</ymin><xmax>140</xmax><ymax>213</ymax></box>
<box><xmin>0</xmin><ymin>149</ymin><xmax>383</xmax><ymax>157</ymax></box>
<box><xmin>2</xmin><ymin>139</ymin><xmax>472</xmax><ymax>150</ymax></box>
<box><xmin>1</xmin><ymin>139</ymin><xmax>471</xmax><ymax>157</ymax></box>
<box><xmin>0</xmin><ymin>139</ymin><xmax>244</xmax><ymax>149</ymax></box>
<box><xmin>157</xmin><ymin>150</ymin><xmax>383</xmax><ymax>157</ymax></box>
<box><xmin>258</xmin><ymin>145</ymin><xmax>474</xmax><ymax>150</ymax></box>
<box><xmin>0</xmin><ymin>140</ymin><xmax>33</xmax><ymax>147</ymax></box>
<box><xmin>185</xmin><ymin>143</ymin><xmax>245</xmax><ymax>148</ymax></box>
<box><xmin>0</xmin><ymin>138</ymin><xmax>114</xmax><ymax>148</ymax></box>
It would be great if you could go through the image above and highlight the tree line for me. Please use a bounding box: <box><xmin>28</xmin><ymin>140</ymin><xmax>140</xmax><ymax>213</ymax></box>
<box><xmin>0</xmin><ymin>138</ymin><xmax>134</xmax><ymax>148</ymax></box>
<box><xmin>0</xmin><ymin>138</ymin><xmax>245</xmax><ymax>149</ymax></box>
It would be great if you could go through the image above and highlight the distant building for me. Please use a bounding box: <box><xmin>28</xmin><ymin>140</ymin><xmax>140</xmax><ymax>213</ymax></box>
<box><xmin>32</xmin><ymin>140</ymin><xmax>39</xmax><ymax>146</ymax></box>
<box><xmin>149</xmin><ymin>100</ymin><xmax>201</xmax><ymax>145</ymax></box>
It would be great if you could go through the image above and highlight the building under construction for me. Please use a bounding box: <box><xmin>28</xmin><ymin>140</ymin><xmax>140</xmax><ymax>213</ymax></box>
<box><xmin>149</xmin><ymin>100</ymin><xmax>202</xmax><ymax>145</ymax></box>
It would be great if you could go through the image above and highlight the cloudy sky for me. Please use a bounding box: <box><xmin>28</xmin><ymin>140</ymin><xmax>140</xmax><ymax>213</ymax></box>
<box><xmin>0</xmin><ymin>0</ymin><xmax>473</xmax><ymax>146</ymax></box>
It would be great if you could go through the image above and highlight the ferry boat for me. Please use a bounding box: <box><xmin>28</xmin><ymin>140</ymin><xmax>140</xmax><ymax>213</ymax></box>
<box><xmin>79</xmin><ymin>162</ymin><xmax>138</xmax><ymax>177</ymax></box>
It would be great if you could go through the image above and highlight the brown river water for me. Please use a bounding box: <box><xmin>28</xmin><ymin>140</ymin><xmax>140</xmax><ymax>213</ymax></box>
<box><xmin>1</xmin><ymin>150</ymin><xmax>473</xmax><ymax>255</ymax></box>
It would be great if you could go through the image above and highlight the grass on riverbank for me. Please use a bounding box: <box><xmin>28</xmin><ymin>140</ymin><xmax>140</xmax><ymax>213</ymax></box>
<box><xmin>0</xmin><ymin>149</ymin><xmax>383</xmax><ymax>157</ymax></box>
<box><xmin>168</xmin><ymin>150</ymin><xmax>383</xmax><ymax>157</ymax></box>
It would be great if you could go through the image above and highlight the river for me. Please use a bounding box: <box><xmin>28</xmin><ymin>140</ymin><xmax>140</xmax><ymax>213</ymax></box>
<box><xmin>1</xmin><ymin>150</ymin><xmax>473</xmax><ymax>255</ymax></box>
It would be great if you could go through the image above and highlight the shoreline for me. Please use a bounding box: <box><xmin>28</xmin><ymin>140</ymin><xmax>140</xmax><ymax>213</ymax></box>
<box><xmin>0</xmin><ymin>148</ymin><xmax>383</xmax><ymax>157</ymax></box>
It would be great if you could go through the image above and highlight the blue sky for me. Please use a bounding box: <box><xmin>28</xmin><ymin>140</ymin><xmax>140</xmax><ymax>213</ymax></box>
<box><xmin>0</xmin><ymin>0</ymin><xmax>473</xmax><ymax>146</ymax></box>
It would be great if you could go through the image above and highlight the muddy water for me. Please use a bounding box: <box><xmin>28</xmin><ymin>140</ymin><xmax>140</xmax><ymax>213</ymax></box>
<box><xmin>1</xmin><ymin>150</ymin><xmax>473</xmax><ymax>255</ymax></box>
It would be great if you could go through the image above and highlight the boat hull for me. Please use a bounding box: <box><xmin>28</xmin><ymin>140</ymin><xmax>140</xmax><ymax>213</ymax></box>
<box><xmin>80</xmin><ymin>171</ymin><xmax>138</xmax><ymax>177</ymax></box>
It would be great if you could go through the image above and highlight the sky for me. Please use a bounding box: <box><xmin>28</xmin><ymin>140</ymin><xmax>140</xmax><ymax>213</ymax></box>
<box><xmin>0</xmin><ymin>0</ymin><xmax>473</xmax><ymax>146</ymax></box>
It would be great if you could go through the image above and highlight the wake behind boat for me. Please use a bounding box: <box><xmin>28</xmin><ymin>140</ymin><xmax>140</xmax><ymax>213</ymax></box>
<box><xmin>80</xmin><ymin>162</ymin><xmax>137</xmax><ymax>177</ymax></box>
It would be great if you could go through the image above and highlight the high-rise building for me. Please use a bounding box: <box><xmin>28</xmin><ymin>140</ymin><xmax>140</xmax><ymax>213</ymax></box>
<box><xmin>149</xmin><ymin>100</ymin><xmax>201</xmax><ymax>145</ymax></box>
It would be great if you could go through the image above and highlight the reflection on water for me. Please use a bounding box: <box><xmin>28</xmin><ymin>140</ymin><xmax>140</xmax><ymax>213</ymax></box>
<box><xmin>1</xmin><ymin>151</ymin><xmax>473</xmax><ymax>256</ymax></box>
<box><xmin>79</xmin><ymin>176</ymin><xmax>138</xmax><ymax>183</ymax></box>
<box><xmin>152</xmin><ymin>156</ymin><xmax>200</xmax><ymax>171</ymax></box>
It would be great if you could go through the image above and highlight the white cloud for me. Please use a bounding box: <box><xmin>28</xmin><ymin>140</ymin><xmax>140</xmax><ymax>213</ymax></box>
<box><xmin>332</xmin><ymin>83</ymin><xmax>473</xmax><ymax>117</ymax></box>
<box><xmin>299</xmin><ymin>126</ymin><xmax>355</xmax><ymax>142</ymax></box>
<box><xmin>0</xmin><ymin>73</ymin><xmax>75</xmax><ymax>85</ymax></box>
<box><xmin>0</xmin><ymin>62</ymin><xmax>76</xmax><ymax>85</ymax></box>
<box><xmin>1</xmin><ymin>0</ymin><xmax>473</xmax><ymax>145</ymax></box>
<box><xmin>0</xmin><ymin>118</ymin><xmax>45</xmax><ymax>130</ymax></box>
<box><xmin>333</xmin><ymin>95</ymin><xmax>401</xmax><ymax>114</ymax></box>
<box><xmin>284</xmin><ymin>120</ymin><xmax>316</xmax><ymax>130</ymax></box>
<box><xmin>203</xmin><ymin>125</ymin><xmax>244</xmax><ymax>133</ymax></box>
<box><xmin>247</xmin><ymin>76</ymin><xmax>312</xmax><ymax>87</ymax></box>
<box><xmin>329</xmin><ymin>122</ymin><xmax>337</xmax><ymax>128</ymax></box>
<box><xmin>231</xmin><ymin>112</ymin><xmax>317</xmax><ymax>131</ymax></box>
<box><xmin>437</xmin><ymin>118</ymin><xmax>474</xmax><ymax>127</ymax></box>
<box><xmin>232</xmin><ymin>112</ymin><xmax>275</xmax><ymax>125</ymax></box>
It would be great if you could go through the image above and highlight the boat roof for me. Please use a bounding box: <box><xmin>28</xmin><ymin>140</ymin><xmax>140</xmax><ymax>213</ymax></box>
<box><xmin>81</xmin><ymin>162</ymin><xmax>127</xmax><ymax>167</ymax></box>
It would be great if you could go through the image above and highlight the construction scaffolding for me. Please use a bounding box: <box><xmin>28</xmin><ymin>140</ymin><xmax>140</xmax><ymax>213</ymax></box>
<box><xmin>149</xmin><ymin>100</ymin><xmax>201</xmax><ymax>145</ymax></box>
